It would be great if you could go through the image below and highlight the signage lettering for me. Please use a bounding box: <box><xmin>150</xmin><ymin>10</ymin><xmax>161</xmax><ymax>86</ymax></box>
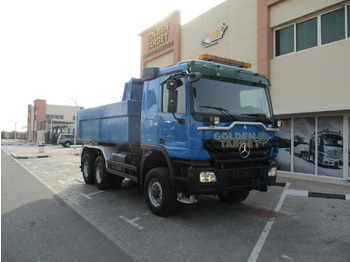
<box><xmin>146</xmin><ymin>22</ymin><xmax>170</xmax><ymax>51</ymax></box>
<box><xmin>143</xmin><ymin>22</ymin><xmax>173</xmax><ymax>59</ymax></box>
<box><xmin>214</xmin><ymin>131</ymin><xmax>269</xmax><ymax>149</ymax></box>
<box><xmin>147</xmin><ymin>32</ymin><xmax>169</xmax><ymax>50</ymax></box>
<box><xmin>143</xmin><ymin>41</ymin><xmax>174</xmax><ymax>59</ymax></box>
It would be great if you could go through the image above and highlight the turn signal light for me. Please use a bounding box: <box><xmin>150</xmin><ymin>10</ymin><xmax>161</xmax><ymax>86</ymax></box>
<box><xmin>210</xmin><ymin>116</ymin><xmax>220</xmax><ymax>125</ymax></box>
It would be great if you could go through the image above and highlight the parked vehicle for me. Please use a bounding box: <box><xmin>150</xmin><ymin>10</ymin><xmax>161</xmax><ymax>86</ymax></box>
<box><xmin>57</xmin><ymin>134</ymin><xmax>82</xmax><ymax>147</ymax></box>
<box><xmin>77</xmin><ymin>54</ymin><xmax>279</xmax><ymax>216</ymax></box>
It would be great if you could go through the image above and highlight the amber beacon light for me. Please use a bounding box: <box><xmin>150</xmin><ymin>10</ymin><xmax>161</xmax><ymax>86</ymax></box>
<box><xmin>198</xmin><ymin>54</ymin><xmax>251</xmax><ymax>69</ymax></box>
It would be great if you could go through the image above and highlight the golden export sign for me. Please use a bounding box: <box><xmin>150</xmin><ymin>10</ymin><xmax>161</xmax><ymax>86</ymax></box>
<box><xmin>143</xmin><ymin>22</ymin><xmax>173</xmax><ymax>60</ymax></box>
<box><xmin>146</xmin><ymin>22</ymin><xmax>170</xmax><ymax>50</ymax></box>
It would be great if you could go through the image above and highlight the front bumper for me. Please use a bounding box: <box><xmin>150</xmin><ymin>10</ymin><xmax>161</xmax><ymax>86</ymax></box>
<box><xmin>186</xmin><ymin>161</ymin><xmax>277</xmax><ymax>195</ymax></box>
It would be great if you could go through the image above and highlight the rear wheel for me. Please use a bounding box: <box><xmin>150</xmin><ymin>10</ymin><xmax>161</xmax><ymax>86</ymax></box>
<box><xmin>144</xmin><ymin>167</ymin><xmax>178</xmax><ymax>216</ymax></box>
<box><xmin>94</xmin><ymin>156</ymin><xmax>114</xmax><ymax>190</ymax></box>
<box><xmin>218</xmin><ymin>190</ymin><xmax>250</xmax><ymax>204</ymax></box>
<box><xmin>82</xmin><ymin>154</ymin><xmax>94</xmax><ymax>184</ymax></box>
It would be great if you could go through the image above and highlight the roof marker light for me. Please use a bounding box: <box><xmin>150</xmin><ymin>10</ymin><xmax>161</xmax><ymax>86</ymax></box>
<box><xmin>198</xmin><ymin>54</ymin><xmax>251</xmax><ymax>68</ymax></box>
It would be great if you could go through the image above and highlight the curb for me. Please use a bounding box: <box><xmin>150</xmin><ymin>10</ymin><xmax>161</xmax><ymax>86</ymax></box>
<box><xmin>11</xmin><ymin>153</ymin><xmax>49</xmax><ymax>159</ymax></box>
<box><xmin>273</xmin><ymin>182</ymin><xmax>350</xmax><ymax>201</ymax></box>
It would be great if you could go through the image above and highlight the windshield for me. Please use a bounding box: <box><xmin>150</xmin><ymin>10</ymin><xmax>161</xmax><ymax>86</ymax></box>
<box><xmin>323</xmin><ymin>137</ymin><xmax>343</xmax><ymax>147</ymax></box>
<box><xmin>191</xmin><ymin>78</ymin><xmax>272</xmax><ymax>118</ymax></box>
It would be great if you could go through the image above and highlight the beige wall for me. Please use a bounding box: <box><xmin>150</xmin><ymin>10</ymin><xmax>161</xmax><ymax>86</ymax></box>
<box><xmin>46</xmin><ymin>104</ymin><xmax>79</xmax><ymax>121</ymax></box>
<box><xmin>271</xmin><ymin>40</ymin><xmax>350</xmax><ymax>115</ymax></box>
<box><xmin>145</xmin><ymin>51</ymin><xmax>174</xmax><ymax>69</ymax></box>
<box><xmin>270</xmin><ymin>1</ymin><xmax>350</xmax><ymax>115</ymax></box>
<box><xmin>181</xmin><ymin>0</ymin><xmax>258</xmax><ymax>71</ymax></box>
<box><xmin>270</xmin><ymin>0</ymin><xmax>345</xmax><ymax>28</ymax></box>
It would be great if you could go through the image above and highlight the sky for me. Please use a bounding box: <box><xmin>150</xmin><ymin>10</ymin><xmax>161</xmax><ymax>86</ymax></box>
<box><xmin>0</xmin><ymin>0</ymin><xmax>225</xmax><ymax>132</ymax></box>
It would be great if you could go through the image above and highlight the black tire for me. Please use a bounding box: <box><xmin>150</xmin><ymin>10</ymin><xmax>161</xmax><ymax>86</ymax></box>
<box><xmin>218</xmin><ymin>190</ymin><xmax>250</xmax><ymax>204</ymax></box>
<box><xmin>64</xmin><ymin>141</ymin><xmax>71</xmax><ymax>147</ymax></box>
<box><xmin>94</xmin><ymin>156</ymin><xmax>114</xmax><ymax>190</ymax></box>
<box><xmin>144</xmin><ymin>167</ymin><xmax>178</xmax><ymax>216</ymax></box>
<box><xmin>82</xmin><ymin>154</ymin><xmax>95</xmax><ymax>184</ymax></box>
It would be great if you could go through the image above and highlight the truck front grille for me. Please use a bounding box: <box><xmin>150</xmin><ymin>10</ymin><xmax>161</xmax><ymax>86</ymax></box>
<box><xmin>203</xmin><ymin>139</ymin><xmax>273</xmax><ymax>166</ymax></box>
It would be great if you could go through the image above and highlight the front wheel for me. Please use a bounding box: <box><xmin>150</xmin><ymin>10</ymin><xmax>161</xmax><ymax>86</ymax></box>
<box><xmin>218</xmin><ymin>190</ymin><xmax>250</xmax><ymax>204</ymax></box>
<box><xmin>144</xmin><ymin>167</ymin><xmax>178</xmax><ymax>216</ymax></box>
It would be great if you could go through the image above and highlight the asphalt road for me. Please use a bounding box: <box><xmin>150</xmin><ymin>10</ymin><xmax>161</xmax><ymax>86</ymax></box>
<box><xmin>1</xmin><ymin>151</ymin><xmax>134</xmax><ymax>262</ymax></box>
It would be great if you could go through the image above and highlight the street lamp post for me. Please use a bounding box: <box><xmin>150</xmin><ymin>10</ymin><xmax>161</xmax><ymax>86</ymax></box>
<box><xmin>69</xmin><ymin>95</ymin><xmax>78</xmax><ymax>150</ymax></box>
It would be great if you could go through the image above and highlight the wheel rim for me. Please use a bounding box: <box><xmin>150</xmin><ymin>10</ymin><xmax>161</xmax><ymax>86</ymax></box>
<box><xmin>95</xmin><ymin>163</ymin><xmax>102</xmax><ymax>184</ymax></box>
<box><xmin>83</xmin><ymin>159</ymin><xmax>89</xmax><ymax>178</ymax></box>
<box><xmin>148</xmin><ymin>179</ymin><xmax>162</xmax><ymax>207</ymax></box>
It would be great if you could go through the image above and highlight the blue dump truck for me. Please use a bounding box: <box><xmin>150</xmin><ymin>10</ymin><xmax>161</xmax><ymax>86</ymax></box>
<box><xmin>77</xmin><ymin>54</ymin><xmax>279</xmax><ymax>216</ymax></box>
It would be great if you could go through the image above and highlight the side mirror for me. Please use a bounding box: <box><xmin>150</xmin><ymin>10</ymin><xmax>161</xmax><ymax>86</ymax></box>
<box><xmin>168</xmin><ymin>89</ymin><xmax>178</xmax><ymax>113</ymax></box>
<box><xmin>187</xmin><ymin>72</ymin><xmax>202</xmax><ymax>83</ymax></box>
<box><xmin>167</xmin><ymin>79</ymin><xmax>178</xmax><ymax>113</ymax></box>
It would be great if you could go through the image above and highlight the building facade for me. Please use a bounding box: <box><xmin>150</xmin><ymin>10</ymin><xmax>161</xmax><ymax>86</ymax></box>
<box><xmin>139</xmin><ymin>0</ymin><xmax>350</xmax><ymax>180</ymax></box>
<box><xmin>27</xmin><ymin>99</ymin><xmax>80</xmax><ymax>142</ymax></box>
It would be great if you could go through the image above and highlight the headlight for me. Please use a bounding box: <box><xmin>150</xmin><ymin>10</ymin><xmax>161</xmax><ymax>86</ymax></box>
<box><xmin>200</xmin><ymin>171</ymin><xmax>217</xmax><ymax>183</ymax></box>
<box><xmin>268</xmin><ymin>167</ymin><xmax>277</xmax><ymax>177</ymax></box>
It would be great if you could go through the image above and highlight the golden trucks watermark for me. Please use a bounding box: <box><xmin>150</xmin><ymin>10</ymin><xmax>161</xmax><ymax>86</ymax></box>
<box><xmin>214</xmin><ymin>131</ymin><xmax>269</xmax><ymax>149</ymax></box>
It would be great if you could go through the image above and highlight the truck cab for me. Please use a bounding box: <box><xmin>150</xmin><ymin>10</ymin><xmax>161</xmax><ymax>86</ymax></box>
<box><xmin>140</xmin><ymin>54</ymin><xmax>278</xmax><ymax>203</ymax></box>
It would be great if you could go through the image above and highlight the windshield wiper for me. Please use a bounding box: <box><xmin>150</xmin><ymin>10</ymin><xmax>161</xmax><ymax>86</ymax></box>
<box><xmin>242</xmin><ymin>113</ymin><xmax>274</xmax><ymax>124</ymax></box>
<box><xmin>199</xmin><ymin>106</ymin><xmax>236</xmax><ymax>120</ymax></box>
<box><xmin>242</xmin><ymin>113</ymin><xmax>267</xmax><ymax>117</ymax></box>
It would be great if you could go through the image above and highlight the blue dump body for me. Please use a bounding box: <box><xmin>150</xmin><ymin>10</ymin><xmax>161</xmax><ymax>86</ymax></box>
<box><xmin>77</xmin><ymin>78</ymin><xmax>143</xmax><ymax>145</ymax></box>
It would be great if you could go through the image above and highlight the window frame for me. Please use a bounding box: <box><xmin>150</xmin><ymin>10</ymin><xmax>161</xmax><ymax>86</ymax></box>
<box><xmin>274</xmin><ymin>4</ymin><xmax>350</xmax><ymax>58</ymax></box>
<box><xmin>296</xmin><ymin>16</ymin><xmax>318</xmax><ymax>51</ymax></box>
<box><xmin>275</xmin><ymin>24</ymin><xmax>295</xmax><ymax>57</ymax></box>
<box><xmin>320</xmin><ymin>7</ymin><xmax>346</xmax><ymax>45</ymax></box>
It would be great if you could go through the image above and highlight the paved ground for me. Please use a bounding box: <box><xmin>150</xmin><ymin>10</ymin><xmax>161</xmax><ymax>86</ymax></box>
<box><xmin>2</xmin><ymin>143</ymin><xmax>350</xmax><ymax>262</ymax></box>
<box><xmin>2</xmin><ymin>152</ymin><xmax>134</xmax><ymax>262</ymax></box>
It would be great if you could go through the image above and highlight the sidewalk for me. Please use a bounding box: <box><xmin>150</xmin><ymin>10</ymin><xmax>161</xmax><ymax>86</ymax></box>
<box><xmin>276</xmin><ymin>172</ymin><xmax>350</xmax><ymax>200</ymax></box>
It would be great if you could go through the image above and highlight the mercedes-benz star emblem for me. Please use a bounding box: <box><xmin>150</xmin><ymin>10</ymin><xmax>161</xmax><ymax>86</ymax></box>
<box><xmin>239</xmin><ymin>142</ymin><xmax>250</xmax><ymax>158</ymax></box>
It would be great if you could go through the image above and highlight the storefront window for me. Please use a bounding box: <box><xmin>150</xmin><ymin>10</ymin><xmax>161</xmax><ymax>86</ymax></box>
<box><xmin>276</xmin><ymin>119</ymin><xmax>291</xmax><ymax>171</ymax></box>
<box><xmin>294</xmin><ymin>118</ymin><xmax>315</xmax><ymax>174</ymax></box>
<box><xmin>317</xmin><ymin>116</ymin><xmax>343</xmax><ymax>178</ymax></box>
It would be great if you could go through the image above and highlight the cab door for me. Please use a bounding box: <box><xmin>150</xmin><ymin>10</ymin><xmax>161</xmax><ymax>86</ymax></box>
<box><xmin>158</xmin><ymin>77</ymin><xmax>189</xmax><ymax>158</ymax></box>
